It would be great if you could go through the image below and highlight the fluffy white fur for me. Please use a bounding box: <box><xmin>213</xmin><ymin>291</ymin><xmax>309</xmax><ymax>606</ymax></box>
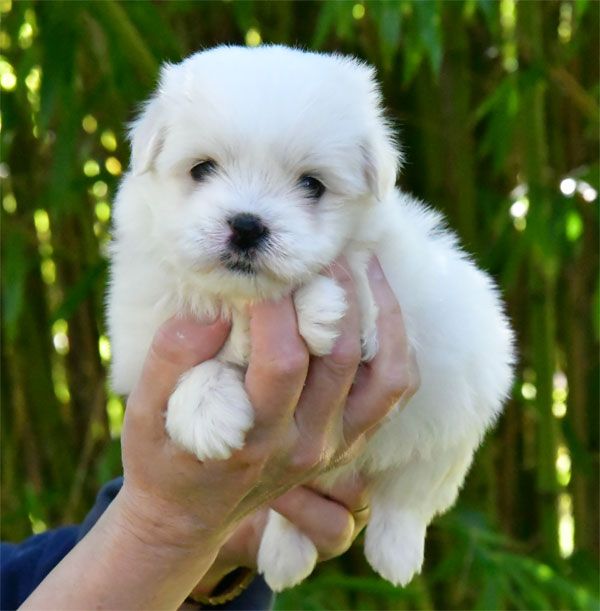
<box><xmin>108</xmin><ymin>45</ymin><xmax>515</xmax><ymax>591</ymax></box>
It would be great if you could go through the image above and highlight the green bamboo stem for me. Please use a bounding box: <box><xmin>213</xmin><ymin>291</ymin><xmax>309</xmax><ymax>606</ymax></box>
<box><xmin>517</xmin><ymin>0</ymin><xmax>560</xmax><ymax>561</ymax></box>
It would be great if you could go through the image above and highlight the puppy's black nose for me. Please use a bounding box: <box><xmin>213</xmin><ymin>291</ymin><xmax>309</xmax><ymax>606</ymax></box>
<box><xmin>228</xmin><ymin>213</ymin><xmax>269</xmax><ymax>251</ymax></box>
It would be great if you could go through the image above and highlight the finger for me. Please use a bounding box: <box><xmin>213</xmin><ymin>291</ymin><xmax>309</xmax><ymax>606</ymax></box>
<box><xmin>307</xmin><ymin>473</ymin><xmax>371</xmax><ymax>514</ymax></box>
<box><xmin>293</xmin><ymin>261</ymin><xmax>361</xmax><ymax>449</ymax></box>
<box><xmin>307</xmin><ymin>473</ymin><xmax>371</xmax><ymax>535</ymax></box>
<box><xmin>344</xmin><ymin>257</ymin><xmax>420</xmax><ymax>442</ymax></box>
<box><xmin>245</xmin><ymin>296</ymin><xmax>309</xmax><ymax>429</ymax></box>
<box><xmin>127</xmin><ymin>316</ymin><xmax>230</xmax><ymax>435</ymax></box>
<box><xmin>270</xmin><ymin>487</ymin><xmax>355</xmax><ymax>560</ymax></box>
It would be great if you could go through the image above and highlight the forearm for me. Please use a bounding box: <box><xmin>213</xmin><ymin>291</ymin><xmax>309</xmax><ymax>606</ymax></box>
<box><xmin>21</xmin><ymin>492</ymin><xmax>225</xmax><ymax>611</ymax></box>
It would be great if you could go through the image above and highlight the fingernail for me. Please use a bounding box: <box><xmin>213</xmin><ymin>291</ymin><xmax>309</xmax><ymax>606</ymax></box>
<box><xmin>368</xmin><ymin>255</ymin><xmax>385</xmax><ymax>280</ymax></box>
<box><xmin>328</xmin><ymin>256</ymin><xmax>352</xmax><ymax>282</ymax></box>
<box><xmin>164</xmin><ymin>315</ymin><xmax>225</xmax><ymax>343</ymax></box>
<box><xmin>248</xmin><ymin>295</ymin><xmax>290</xmax><ymax>317</ymax></box>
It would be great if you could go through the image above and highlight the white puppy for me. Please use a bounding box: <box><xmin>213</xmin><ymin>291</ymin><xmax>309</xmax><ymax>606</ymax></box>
<box><xmin>108</xmin><ymin>45</ymin><xmax>514</xmax><ymax>591</ymax></box>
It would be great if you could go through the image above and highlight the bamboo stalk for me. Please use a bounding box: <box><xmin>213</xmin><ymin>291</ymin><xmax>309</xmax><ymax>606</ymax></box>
<box><xmin>439</xmin><ymin>2</ymin><xmax>478</xmax><ymax>250</ymax></box>
<box><xmin>517</xmin><ymin>0</ymin><xmax>560</xmax><ymax>561</ymax></box>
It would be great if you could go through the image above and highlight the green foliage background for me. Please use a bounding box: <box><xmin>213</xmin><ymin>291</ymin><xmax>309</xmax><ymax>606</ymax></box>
<box><xmin>1</xmin><ymin>1</ymin><xmax>598</xmax><ymax>609</ymax></box>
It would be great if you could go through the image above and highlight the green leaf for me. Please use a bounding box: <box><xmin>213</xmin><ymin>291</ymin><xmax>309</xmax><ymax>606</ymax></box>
<box><xmin>565</xmin><ymin>210</ymin><xmax>584</xmax><ymax>242</ymax></box>
<box><xmin>414</xmin><ymin>0</ymin><xmax>443</xmax><ymax>76</ymax></box>
<box><xmin>401</xmin><ymin>21</ymin><xmax>425</xmax><ymax>85</ymax></box>
<box><xmin>86</xmin><ymin>0</ymin><xmax>158</xmax><ymax>87</ymax></box>
<box><xmin>373</xmin><ymin>0</ymin><xmax>403</xmax><ymax>72</ymax></box>
<box><xmin>475</xmin><ymin>572</ymin><xmax>509</xmax><ymax>610</ymax></box>
<box><xmin>51</xmin><ymin>259</ymin><xmax>107</xmax><ymax>323</ymax></box>
<box><xmin>476</xmin><ymin>0</ymin><xmax>501</xmax><ymax>37</ymax></box>
<box><xmin>231</xmin><ymin>0</ymin><xmax>256</xmax><ymax>36</ymax></box>
<box><xmin>476</xmin><ymin>76</ymin><xmax>520</xmax><ymax>173</ymax></box>
<box><xmin>574</xmin><ymin>0</ymin><xmax>590</xmax><ymax>27</ymax></box>
<box><xmin>311</xmin><ymin>2</ymin><xmax>338</xmax><ymax>49</ymax></box>
<box><xmin>593</xmin><ymin>278</ymin><xmax>600</xmax><ymax>341</ymax></box>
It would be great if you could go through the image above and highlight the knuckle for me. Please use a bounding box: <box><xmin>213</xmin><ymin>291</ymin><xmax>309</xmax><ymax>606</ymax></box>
<box><xmin>236</xmin><ymin>441</ymin><xmax>272</xmax><ymax>469</ymax></box>
<box><xmin>265</xmin><ymin>346</ymin><xmax>309</xmax><ymax>379</ymax></box>
<box><xmin>380</xmin><ymin>359</ymin><xmax>417</xmax><ymax>403</ymax></box>
<box><xmin>328</xmin><ymin>337</ymin><xmax>361</xmax><ymax>372</ymax></box>
<box><xmin>290</xmin><ymin>444</ymin><xmax>324</xmax><ymax>474</ymax></box>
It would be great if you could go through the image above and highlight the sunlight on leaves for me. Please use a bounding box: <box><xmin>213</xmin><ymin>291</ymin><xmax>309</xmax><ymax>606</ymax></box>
<box><xmin>33</xmin><ymin>209</ymin><xmax>50</xmax><ymax>235</ymax></box>
<box><xmin>560</xmin><ymin>177</ymin><xmax>577</xmax><ymax>196</ymax></box>
<box><xmin>565</xmin><ymin>210</ymin><xmax>583</xmax><ymax>241</ymax></box>
<box><xmin>82</xmin><ymin>114</ymin><xmax>98</xmax><ymax>134</ymax></box>
<box><xmin>105</xmin><ymin>157</ymin><xmax>122</xmax><ymax>176</ymax></box>
<box><xmin>84</xmin><ymin>159</ymin><xmax>101</xmax><ymax>177</ymax></box>
<box><xmin>92</xmin><ymin>181</ymin><xmax>108</xmax><ymax>198</ymax></box>
<box><xmin>352</xmin><ymin>4</ymin><xmax>365</xmax><ymax>20</ymax></box>
<box><xmin>95</xmin><ymin>201</ymin><xmax>111</xmax><ymax>223</ymax></box>
<box><xmin>558</xmin><ymin>2</ymin><xmax>573</xmax><ymax>44</ymax></box>
<box><xmin>107</xmin><ymin>396</ymin><xmax>124</xmax><ymax>438</ymax></box>
<box><xmin>558</xmin><ymin>493</ymin><xmax>575</xmax><ymax>558</ymax></box>
<box><xmin>100</xmin><ymin>130</ymin><xmax>117</xmax><ymax>152</ymax></box>
<box><xmin>0</xmin><ymin>57</ymin><xmax>16</xmax><ymax>90</ymax></box>
<box><xmin>245</xmin><ymin>27</ymin><xmax>262</xmax><ymax>47</ymax></box>
<box><xmin>555</xmin><ymin>445</ymin><xmax>571</xmax><ymax>487</ymax></box>
<box><xmin>500</xmin><ymin>0</ymin><xmax>518</xmax><ymax>72</ymax></box>
<box><xmin>51</xmin><ymin>319</ymin><xmax>70</xmax><ymax>356</ymax></box>
<box><xmin>28</xmin><ymin>513</ymin><xmax>47</xmax><ymax>534</ymax></box>
<box><xmin>3</xmin><ymin>192</ymin><xmax>16</xmax><ymax>214</ymax></box>
<box><xmin>98</xmin><ymin>335</ymin><xmax>111</xmax><ymax>364</ymax></box>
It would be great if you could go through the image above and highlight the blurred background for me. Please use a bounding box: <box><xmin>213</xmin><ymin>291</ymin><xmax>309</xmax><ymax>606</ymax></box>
<box><xmin>1</xmin><ymin>1</ymin><xmax>598</xmax><ymax>609</ymax></box>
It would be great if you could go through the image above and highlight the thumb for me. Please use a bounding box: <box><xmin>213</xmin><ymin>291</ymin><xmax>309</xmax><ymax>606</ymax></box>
<box><xmin>127</xmin><ymin>316</ymin><xmax>231</xmax><ymax>424</ymax></box>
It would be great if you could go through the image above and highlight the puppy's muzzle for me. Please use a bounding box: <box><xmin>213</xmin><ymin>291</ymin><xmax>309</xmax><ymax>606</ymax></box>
<box><xmin>227</xmin><ymin>213</ymin><xmax>269</xmax><ymax>252</ymax></box>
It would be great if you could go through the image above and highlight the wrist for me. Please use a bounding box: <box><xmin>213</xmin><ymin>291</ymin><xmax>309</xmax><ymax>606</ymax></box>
<box><xmin>113</xmin><ymin>486</ymin><xmax>228</xmax><ymax>557</ymax></box>
<box><xmin>22</xmin><ymin>487</ymin><xmax>229</xmax><ymax>610</ymax></box>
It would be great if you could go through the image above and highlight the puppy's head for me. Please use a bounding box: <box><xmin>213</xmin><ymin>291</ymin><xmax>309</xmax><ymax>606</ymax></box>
<box><xmin>122</xmin><ymin>45</ymin><xmax>400</xmax><ymax>301</ymax></box>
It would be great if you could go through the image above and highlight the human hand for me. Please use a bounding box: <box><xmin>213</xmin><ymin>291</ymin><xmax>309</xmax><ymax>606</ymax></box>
<box><xmin>188</xmin><ymin>256</ymin><xmax>420</xmax><ymax>597</ymax></box>
<box><xmin>187</xmin><ymin>473</ymin><xmax>372</xmax><ymax>600</ymax></box>
<box><xmin>22</xmin><ymin>258</ymin><xmax>417</xmax><ymax>611</ymax></box>
<box><xmin>117</xmin><ymin>256</ymin><xmax>415</xmax><ymax>548</ymax></box>
<box><xmin>116</xmin><ymin>261</ymin><xmax>350</xmax><ymax>548</ymax></box>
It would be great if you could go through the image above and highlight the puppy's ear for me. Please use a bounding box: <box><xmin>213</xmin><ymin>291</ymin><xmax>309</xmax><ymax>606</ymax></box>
<box><xmin>354</xmin><ymin>62</ymin><xmax>402</xmax><ymax>200</ymax></box>
<box><xmin>129</xmin><ymin>97</ymin><xmax>165</xmax><ymax>175</ymax></box>
<box><xmin>362</xmin><ymin>124</ymin><xmax>401</xmax><ymax>201</ymax></box>
<box><xmin>128</xmin><ymin>64</ymin><xmax>174</xmax><ymax>175</ymax></box>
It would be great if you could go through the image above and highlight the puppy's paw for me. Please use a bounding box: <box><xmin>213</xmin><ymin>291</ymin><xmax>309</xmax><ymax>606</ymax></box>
<box><xmin>295</xmin><ymin>276</ymin><xmax>347</xmax><ymax>356</ymax></box>
<box><xmin>361</xmin><ymin>322</ymin><xmax>379</xmax><ymax>362</ymax></box>
<box><xmin>166</xmin><ymin>360</ymin><xmax>253</xmax><ymax>461</ymax></box>
<box><xmin>364</xmin><ymin>508</ymin><xmax>426</xmax><ymax>587</ymax></box>
<box><xmin>258</xmin><ymin>510</ymin><xmax>318</xmax><ymax>592</ymax></box>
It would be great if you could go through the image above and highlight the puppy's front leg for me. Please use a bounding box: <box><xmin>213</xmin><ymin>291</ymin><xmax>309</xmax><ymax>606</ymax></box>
<box><xmin>165</xmin><ymin>359</ymin><xmax>254</xmax><ymax>460</ymax></box>
<box><xmin>294</xmin><ymin>275</ymin><xmax>347</xmax><ymax>356</ymax></box>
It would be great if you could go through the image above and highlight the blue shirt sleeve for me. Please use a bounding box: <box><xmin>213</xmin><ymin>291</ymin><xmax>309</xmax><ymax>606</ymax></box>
<box><xmin>1</xmin><ymin>526</ymin><xmax>79</xmax><ymax>610</ymax></box>
<box><xmin>1</xmin><ymin>477</ymin><xmax>274</xmax><ymax>610</ymax></box>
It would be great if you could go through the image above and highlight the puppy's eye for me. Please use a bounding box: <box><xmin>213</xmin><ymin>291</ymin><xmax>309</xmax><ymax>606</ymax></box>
<box><xmin>190</xmin><ymin>159</ymin><xmax>217</xmax><ymax>182</ymax></box>
<box><xmin>298</xmin><ymin>175</ymin><xmax>325</xmax><ymax>200</ymax></box>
